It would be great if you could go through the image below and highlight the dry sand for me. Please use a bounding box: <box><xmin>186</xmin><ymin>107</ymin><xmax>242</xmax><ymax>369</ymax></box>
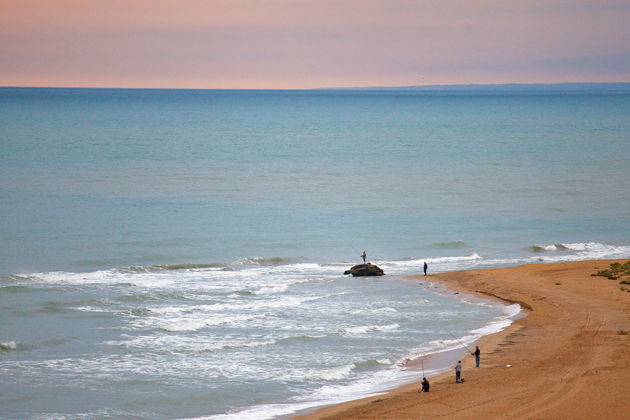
<box><xmin>296</xmin><ymin>260</ymin><xmax>630</xmax><ymax>420</ymax></box>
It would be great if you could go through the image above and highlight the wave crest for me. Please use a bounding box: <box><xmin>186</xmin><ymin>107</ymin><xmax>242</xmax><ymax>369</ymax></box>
<box><xmin>339</xmin><ymin>323</ymin><xmax>400</xmax><ymax>335</ymax></box>
<box><xmin>315</xmin><ymin>364</ymin><xmax>355</xmax><ymax>381</ymax></box>
<box><xmin>526</xmin><ymin>242</ymin><xmax>630</xmax><ymax>261</ymax></box>
<box><xmin>0</xmin><ymin>341</ymin><xmax>17</xmax><ymax>352</ymax></box>
<box><xmin>124</xmin><ymin>262</ymin><xmax>227</xmax><ymax>272</ymax></box>
<box><xmin>527</xmin><ymin>244</ymin><xmax>569</xmax><ymax>252</ymax></box>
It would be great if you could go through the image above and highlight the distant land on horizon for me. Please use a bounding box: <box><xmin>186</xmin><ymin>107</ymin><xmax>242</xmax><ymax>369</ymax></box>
<box><xmin>321</xmin><ymin>82</ymin><xmax>630</xmax><ymax>92</ymax></box>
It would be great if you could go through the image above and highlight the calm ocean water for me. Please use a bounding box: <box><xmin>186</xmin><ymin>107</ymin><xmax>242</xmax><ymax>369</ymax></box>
<box><xmin>1</xmin><ymin>88</ymin><xmax>629</xmax><ymax>419</ymax></box>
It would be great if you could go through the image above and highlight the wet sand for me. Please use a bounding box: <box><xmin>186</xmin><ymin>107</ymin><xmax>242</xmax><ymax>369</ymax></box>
<box><xmin>295</xmin><ymin>260</ymin><xmax>630</xmax><ymax>419</ymax></box>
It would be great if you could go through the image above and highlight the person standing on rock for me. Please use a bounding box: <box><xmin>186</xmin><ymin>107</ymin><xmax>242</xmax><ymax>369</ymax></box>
<box><xmin>361</xmin><ymin>251</ymin><xmax>366</xmax><ymax>263</ymax></box>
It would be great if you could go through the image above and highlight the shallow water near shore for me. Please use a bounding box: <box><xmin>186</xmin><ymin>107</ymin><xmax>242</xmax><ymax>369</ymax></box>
<box><xmin>1</xmin><ymin>88</ymin><xmax>629</xmax><ymax>419</ymax></box>
<box><xmin>1</xmin><ymin>261</ymin><xmax>523</xmax><ymax>420</ymax></box>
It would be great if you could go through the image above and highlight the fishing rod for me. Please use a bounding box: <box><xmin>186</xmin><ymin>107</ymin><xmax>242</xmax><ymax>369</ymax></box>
<box><xmin>344</xmin><ymin>242</ymin><xmax>371</xmax><ymax>262</ymax></box>
<box><xmin>345</xmin><ymin>242</ymin><xmax>361</xmax><ymax>256</ymax></box>
<box><xmin>447</xmin><ymin>331</ymin><xmax>473</xmax><ymax>354</ymax></box>
<box><xmin>417</xmin><ymin>353</ymin><xmax>426</xmax><ymax>393</ymax></box>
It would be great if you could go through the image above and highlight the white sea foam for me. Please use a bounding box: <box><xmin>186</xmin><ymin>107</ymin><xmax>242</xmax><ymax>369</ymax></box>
<box><xmin>147</xmin><ymin>294</ymin><xmax>333</xmax><ymax>315</ymax></box>
<box><xmin>470</xmin><ymin>319</ymin><xmax>513</xmax><ymax>335</ymax></box>
<box><xmin>129</xmin><ymin>293</ymin><xmax>342</xmax><ymax>332</ymax></box>
<box><xmin>185</xmin><ymin>367</ymin><xmax>405</xmax><ymax>420</ymax></box>
<box><xmin>0</xmin><ymin>353</ymin><xmax>226</xmax><ymax>383</ymax></box>
<box><xmin>181</xmin><ymin>401</ymin><xmax>331</xmax><ymax>420</ymax></box>
<box><xmin>529</xmin><ymin>244</ymin><xmax>562</xmax><ymax>252</ymax></box>
<box><xmin>130</xmin><ymin>312</ymin><xmax>271</xmax><ymax>332</ymax></box>
<box><xmin>560</xmin><ymin>242</ymin><xmax>630</xmax><ymax>257</ymax></box>
<box><xmin>74</xmin><ymin>306</ymin><xmax>118</xmax><ymax>313</ymax></box>
<box><xmin>106</xmin><ymin>334</ymin><xmax>277</xmax><ymax>353</ymax></box>
<box><xmin>314</xmin><ymin>364</ymin><xmax>355</xmax><ymax>381</ymax></box>
<box><xmin>17</xmin><ymin>263</ymin><xmax>334</xmax><ymax>295</ymax></box>
<box><xmin>499</xmin><ymin>303</ymin><xmax>522</xmax><ymax>318</ymax></box>
<box><xmin>402</xmin><ymin>303</ymin><xmax>522</xmax><ymax>363</ymax></box>
<box><xmin>525</xmin><ymin>242</ymin><xmax>630</xmax><ymax>260</ymax></box>
<box><xmin>376</xmin><ymin>253</ymin><xmax>484</xmax><ymax>275</ymax></box>
<box><xmin>252</xmin><ymin>284</ymin><xmax>289</xmax><ymax>294</ymax></box>
<box><xmin>205</xmin><ymin>362</ymin><xmax>431</xmax><ymax>420</ymax></box>
<box><xmin>17</xmin><ymin>242</ymin><xmax>629</xmax><ymax>293</ymax></box>
<box><xmin>25</xmin><ymin>270</ymin><xmax>115</xmax><ymax>284</ymax></box>
<box><xmin>339</xmin><ymin>323</ymin><xmax>400</xmax><ymax>335</ymax></box>
<box><xmin>429</xmin><ymin>253</ymin><xmax>483</xmax><ymax>262</ymax></box>
<box><xmin>8</xmin><ymin>242</ymin><xmax>630</xmax><ymax>420</ymax></box>
<box><xmin>0</xmin><ymin>341</ymin><xmax>17</xmax><ymax>351</ymax></box>
<box><xmin>372</xmin><ymin>306</ymin><xmax>398</xmax><ymax>313</ymax></box>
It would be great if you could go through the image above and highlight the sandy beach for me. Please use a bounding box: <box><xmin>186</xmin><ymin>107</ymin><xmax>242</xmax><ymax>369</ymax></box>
<box><xmin>296</xmin><ymin>259</ymin><xmax>630</xmax><ymax>420</ymax></box>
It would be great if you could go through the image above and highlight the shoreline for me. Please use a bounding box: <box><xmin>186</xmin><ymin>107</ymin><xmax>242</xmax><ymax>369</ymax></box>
<box><xmin>294</xmin><ymin>259</ymin><xmax>630</xmax><ymax>419</ymax></box>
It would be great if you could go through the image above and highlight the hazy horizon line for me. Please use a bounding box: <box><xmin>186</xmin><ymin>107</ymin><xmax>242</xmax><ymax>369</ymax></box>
<box><xmin>2</xmin><ymin>82</ymin><xmax>630</xmax><ymax>92</ymax></box>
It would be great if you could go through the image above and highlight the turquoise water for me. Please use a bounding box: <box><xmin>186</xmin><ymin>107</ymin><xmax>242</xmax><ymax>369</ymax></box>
<box><xmin>2</xmin><ymin>88</ymin><xmax>629</xmax><ymax>273</ymax></box>
<box><xmin>1</xmin><ymin>88</ymin><xmax>629</xmax><ymax>419</ymax></box>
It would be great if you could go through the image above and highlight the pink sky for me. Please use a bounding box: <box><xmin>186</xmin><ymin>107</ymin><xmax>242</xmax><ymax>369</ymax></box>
<box><xmin>1</xmin><ymin>0</ymin><xmax>629</xmax><ymax>88</ymax></box>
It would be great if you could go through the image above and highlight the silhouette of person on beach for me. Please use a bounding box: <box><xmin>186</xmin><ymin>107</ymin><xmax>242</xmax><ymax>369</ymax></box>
<box><xmin>361</xmin><ymin>251</ymin><xmax>366</xmax><ymax>263</ymax></box>
<box><xmin>472</xmin><ymin>346</ymin><xmax>480</xmax><ymax>367</ymax></box>
<box><xmin>421</xmin><ymin>377</ymin><xmax>430</xmax><ymax>392</ymax></box>
<box><xmin>423</xmin><ymin>262</ymin><xmax>428</xmax><ymax>276</ymax></box>
<box><xmin>455</xmin><ymin>360</ymin><xmax>463</xmax><ymax>383</ymax></box>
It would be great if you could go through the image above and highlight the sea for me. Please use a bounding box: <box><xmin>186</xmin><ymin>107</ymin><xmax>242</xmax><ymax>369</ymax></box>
<box><xmin>1</xmin><ymin>87</ymin><xmax>629</xmax><ymax>420</ymax></box>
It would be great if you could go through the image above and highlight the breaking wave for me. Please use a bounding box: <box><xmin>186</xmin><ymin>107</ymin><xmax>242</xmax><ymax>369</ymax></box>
<box><xmin>528</xmin><ymin>244</ymin><xmax>569</xmax><ymax>252</ymax></box>
<box><xmin>106</xmin><ymin>335</ymin><xmax>278</xmax><ymax>353</ymax></box>
<box><xmin>11</xmin><ymin>242</ymin><xmax>629</xmax><ymax>289</ymax></box>
<box><xmin>4</xmin><ymin>241</ymin><xmax>629</xmax><ymax>420</ymax></box>
<box><xmin>525</xmin><ymin>242</ymin><xmax>630</xmax><ymax>261</ymax></box>
<box><xmin>0</xmin><ymin>341</ymin><xmax>17</xmax><ymax>352</ymax></box>
<box><xmin>131</xmin><ymin>263</ymin><xmax>228</xmax><ymax>271</ymax></box>
<box><xmin>339</xmin><ymin>323</ymin><xmax>400</xmax><ymax>335</ymax></box>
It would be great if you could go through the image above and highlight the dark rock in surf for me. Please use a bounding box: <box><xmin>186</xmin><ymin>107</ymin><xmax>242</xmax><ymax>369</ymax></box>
<box><xmin>343</xmin><ymin>263</ymin><xmax>384</xmax><ymax>277</ymax></box>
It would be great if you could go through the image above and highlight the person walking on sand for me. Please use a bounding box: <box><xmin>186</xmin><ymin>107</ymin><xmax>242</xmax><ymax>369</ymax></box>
<box><xmin>455</xmin><ymin>360</ymin><xmax>463</xmax><ymax>383</ymax></box>
<box><xmin>361</xmin><ymin>251</ymin><xmax>366</xmax><ymax>263</ymax></box>
<box><xmin>421</xmin><ymin>377</ymin><xmax>430</xmax><ymax>392</ymax></box>
<box><xmin>423</xmin><ymin>262</ymin><xmax>428</xmax><ymax>276</ymax></box>
<box><xmin>472</xmin><ymin>346</ymin><xmax>480</xmax><ymax>368</ymax></box>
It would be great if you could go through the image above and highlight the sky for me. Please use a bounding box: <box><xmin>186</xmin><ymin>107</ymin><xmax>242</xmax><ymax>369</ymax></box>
<box><xmin>1</xmin><ymin>0</ymin><xmax>630</xmax><ymax>89</ymax></box>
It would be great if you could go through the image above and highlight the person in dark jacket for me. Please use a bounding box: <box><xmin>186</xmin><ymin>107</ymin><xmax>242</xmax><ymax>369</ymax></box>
<box><xmin>472</xmin><ymin>346</ymin><xmax>481</xmax><ymax>367</ymax></box>
<box><xmin>421</xmin><ymin>377</ymin><xmax>430</xmax><ymax>392</ymax></box>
